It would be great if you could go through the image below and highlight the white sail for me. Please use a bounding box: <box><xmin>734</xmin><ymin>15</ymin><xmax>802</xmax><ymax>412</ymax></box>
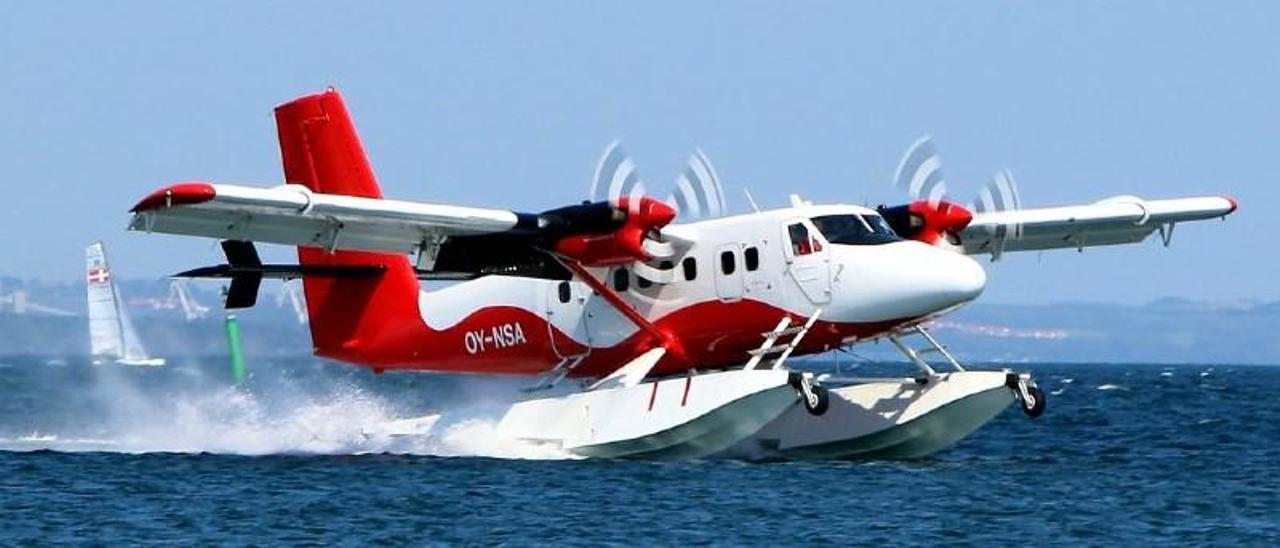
<box><xmin>86</xmin><ymin>242</ymin><xmax>122</xmax><ymax>358</ymax></box>
<box><xmin>85</xmin><ymin>242</ymin><xmax>164</xmax><ymax>366</ymax></box>
<box><xmin>118</xmin><ymin>301</ymin><xmax>149</xmax><ymax>361</ymax></box>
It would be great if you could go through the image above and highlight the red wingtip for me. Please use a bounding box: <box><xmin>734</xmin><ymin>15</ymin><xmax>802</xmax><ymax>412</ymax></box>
<box><xmin>130</xmin><ymin>182</ymin><xmax>216</xmax><ymax>212</ymax></box>
<box><xmin>1225</xmin><ymin>196</ymin><xmax>1238</xmax><ymax>214</ymax></box>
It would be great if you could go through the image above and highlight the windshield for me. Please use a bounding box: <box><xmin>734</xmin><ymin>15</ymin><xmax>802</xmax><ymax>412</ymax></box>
<box><xmin>810</xmin><ymin>214</ymin><xmax>902</xmax><ymax>246</ymax></box>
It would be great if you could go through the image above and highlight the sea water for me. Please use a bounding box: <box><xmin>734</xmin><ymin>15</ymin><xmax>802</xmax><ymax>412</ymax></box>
<box><xmin>0</xmin><ymin>357</ymin><xmax>1276</xmax><ymax>545</ymax></box>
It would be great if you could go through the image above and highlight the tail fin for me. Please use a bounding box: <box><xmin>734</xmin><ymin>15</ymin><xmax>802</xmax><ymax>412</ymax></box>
<box><xmin>275</xmin><ymin>89</ymin><xmax>420</xmax><ymax>363</ymax></box>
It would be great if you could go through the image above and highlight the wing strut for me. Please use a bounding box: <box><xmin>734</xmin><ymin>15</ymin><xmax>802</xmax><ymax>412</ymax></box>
<box><xmin>559</xmin><ymin>259</ymin><xmax>690</xmax><ymax>367</ymax></box>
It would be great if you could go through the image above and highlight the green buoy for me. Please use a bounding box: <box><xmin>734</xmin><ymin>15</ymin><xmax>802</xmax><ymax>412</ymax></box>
<box><xmin>225</xmin><ymin>314</ymin><xmax>247</xmax><ymax>385</ymax></box>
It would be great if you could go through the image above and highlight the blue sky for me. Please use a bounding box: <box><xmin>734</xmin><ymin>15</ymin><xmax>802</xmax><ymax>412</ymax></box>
<box><xmin>0</xmin><ymin>2</ymin><xmax>1274</xmax><ymax>304</ymax></box>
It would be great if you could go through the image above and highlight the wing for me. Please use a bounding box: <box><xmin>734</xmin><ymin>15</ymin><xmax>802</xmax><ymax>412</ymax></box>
<box><xmin>129</xmin><ymin>182</ymin><xmax>526</xmax><ymax>255</ymax></box>
<box><xmin>129</xmin><ymin>181</ymin><xmax>683</xmax><ymax>277</ymax></box>
<box><xmin>959</xmin><ymin>195</ymin><xmax>1236</xmax><ymax>257</ymax></box>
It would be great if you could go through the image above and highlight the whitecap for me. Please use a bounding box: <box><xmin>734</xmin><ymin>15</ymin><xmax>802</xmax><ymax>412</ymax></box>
<box><xmin>1096</xmin><ymin>384</ymin><xmax>1124</xmax><ymax>391</ymax></box>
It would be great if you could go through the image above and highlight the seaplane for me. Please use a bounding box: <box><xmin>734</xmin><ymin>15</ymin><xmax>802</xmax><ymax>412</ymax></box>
<box><xmin>126</xmin><ymin>88</ymin><xmax>1236</xmax><ymax>459</ymax></box>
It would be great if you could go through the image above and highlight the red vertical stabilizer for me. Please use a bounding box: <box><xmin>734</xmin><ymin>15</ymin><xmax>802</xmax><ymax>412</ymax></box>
<box><xmin>274</xmin><ymin>89</ymin><xmax>421</xmax><ymax>366</ymax></box>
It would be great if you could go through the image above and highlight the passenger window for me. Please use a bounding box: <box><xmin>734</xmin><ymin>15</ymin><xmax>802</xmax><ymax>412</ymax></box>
<box><xmin>682</xmin><ymin>257</ymin><xmax>698</xmax><ymax>281</ymax></box>
<box><xmin>557</xmin><ymin>281</ymin><xmax>571</xmax><ymax>303</ymax></box>
<box><xmin>637</xmin><ymin>275</ymin><xmax>652</xmax><ymax>289</ymax></box>
<box><xmin>788</xmin><ymin>223</ymin><xmax>815</xmax><ymax>256</ymax></box>
<box><xmin>720</xmin><ymin>250</ymin><xmax>736</xmax><ymax>275</ymax></box>
<box><xmin>744</xmin><ymin>247</ymin><xmax>759</xmax><ymax>271</ymax></box>
<box><xmin>612</xmin><ymin>268</ymin><xmax>629</xmax><ymax>292</ymax></box>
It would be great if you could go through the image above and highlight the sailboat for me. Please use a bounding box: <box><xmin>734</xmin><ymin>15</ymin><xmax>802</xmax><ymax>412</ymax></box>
<box><xmin>85</xmin><ymin>242</ymin><xmax>165</xmax><ymax>366</ymax></box>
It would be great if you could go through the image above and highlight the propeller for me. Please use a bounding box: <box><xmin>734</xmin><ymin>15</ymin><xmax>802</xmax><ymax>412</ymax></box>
<box><xmin>892</xmin><ymin>135</ymin><xmax>949</xmax><ymax>206</ymax></box>
<box><xmin>555</xmin><ymin>140</ymin><xmax>726</xmax><ymax>274</ymax></box>
<box><xmin>590</xmin><ymin>140</ymin><xmax>648</xmax><ymax>215</ymax></box>
<box><xmin>973</xmin><ymin>168</ymin><xmax>1024</xmax><ymax>257</ymax></box>
<box><xmin>590</xmin><ymin>141</ymin><xmax>727</xmax><ymax>222</ymax></box>
<box><xmin>887</xmin><ymin>136</ymin><xmax>1023</xmax><ymax>256</ymax></box>
<box><xmin>670</xmin><ymin>150</ymin><xmax>727</xmax><ymax>220</ymax></box>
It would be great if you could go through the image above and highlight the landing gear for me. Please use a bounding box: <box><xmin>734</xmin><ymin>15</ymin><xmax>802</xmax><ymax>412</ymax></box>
<box><xmin>1020</xmin><ymin>384</ymin><xmax>1046</xmax><ymax>418</ymax></box>
<box><xmin>789</xmin><ymin>372</ymin><xmax>829</xmax><ymax>416</ymax></box>
<box><xmin>1007</xmin><ymin>373</ymin><xmax>1046</xmax><ymax>418</ymax></box>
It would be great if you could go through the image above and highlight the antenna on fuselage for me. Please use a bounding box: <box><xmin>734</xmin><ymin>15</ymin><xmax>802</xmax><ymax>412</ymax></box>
<box><xmin>789</xmin><ymin>194</ymin><xmax>811</xmax><ymax>207</ymax></box>
<box><xmin>743</xmin><ymin>188</ymin><xmax>761</xmax><ymax>213</ymax></box>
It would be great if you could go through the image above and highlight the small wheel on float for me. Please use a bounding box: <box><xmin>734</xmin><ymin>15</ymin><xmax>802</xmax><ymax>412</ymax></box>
<box><xmin>798</xmin><ymin>375</ymin><xmax>829</xmax><ymax>416</ymax></box>
<box><xmin>1020</xmin><ymin>383</ymin><xmax>1047</xmax><ymax>419</ymax></box>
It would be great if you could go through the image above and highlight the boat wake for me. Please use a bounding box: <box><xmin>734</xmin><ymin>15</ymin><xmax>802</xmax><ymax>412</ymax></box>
<box><xmin>0</xmin><ymin>360</ymin><xmax>575</xmax><ymax>460</ymax></box>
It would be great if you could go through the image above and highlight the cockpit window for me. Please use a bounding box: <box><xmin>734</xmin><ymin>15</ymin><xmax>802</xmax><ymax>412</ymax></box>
<box><xmin>810</xmin><ymin>214</ymin><xmax>902</xmax><ymax>246</ymax></box>
<box><xmin>787</xmin><ymin>223</ymin><xmax>822</xmax><ymax>256</ymax></box>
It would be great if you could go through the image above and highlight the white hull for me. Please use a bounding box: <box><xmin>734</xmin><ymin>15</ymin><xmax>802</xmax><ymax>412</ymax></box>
<box><xmin>740</xmin><ymin>370</ymin><xmax>1018</xmax><ymax>459</ymax></box>
<box><xmin>499</xmin><ymin>369</ymin><xmax>799</xmax><ymax>459</ymax></box>
<box><xmin>115</xmin><ymin>357</ymin><xmax>167</xmax><ymax>367</ymax></box>
<box><xmin>91</xmin><ymin>357</ymin><xmax>168</xmax><ymax>367</ymax></box>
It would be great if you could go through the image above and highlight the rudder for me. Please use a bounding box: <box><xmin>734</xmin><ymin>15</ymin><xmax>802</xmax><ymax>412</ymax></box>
<box><xmin>275</xmin><ymin>89</ymin><xmax>420</xmax><ymax>363</ymax></box>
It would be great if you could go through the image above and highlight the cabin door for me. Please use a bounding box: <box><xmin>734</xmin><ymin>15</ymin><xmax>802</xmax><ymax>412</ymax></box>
<box><xmin>544</xmin><ymin>280</ymin><xmax>592</xmax><ymax>360</ymax></box>
<box><xmin>782</xmin><ymin>219</ymin><xmax>832</xmax><ymax>304</ymax></box>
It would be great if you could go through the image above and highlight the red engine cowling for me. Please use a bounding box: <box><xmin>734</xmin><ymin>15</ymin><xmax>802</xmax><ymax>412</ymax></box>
<box><xmin>881</xmin><ymin>200</ymin><xmax>974</xmax><ymax>245</ymax></box>
<box><xmin>554</xmin><ymin>197</ymin><xmax>677</xmax><ymax>266</ymax></box>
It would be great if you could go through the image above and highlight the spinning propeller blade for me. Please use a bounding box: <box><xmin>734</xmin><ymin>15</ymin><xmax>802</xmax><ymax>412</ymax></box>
<box><xmin>893</xmin><ymin>135</ymin><xmax>948</xmax><ymax>206</ymax></box>
<box><xmin>973</xmin><ymin>168</ymin><xmax>1024</xmax><ymax>255</ymax></box>
<box><xmin>890</xmin><ymin>136</ymin><xmax>1025</xmax><ymax>251</ymax></box>
<box><xmin>669</xmin><ymin>150</ymin><xmax>727</xmax><ymax>220</ymax></box>
<box><xmin>590</xmin><ymin>141</ymin><xmax>728</xmax><ymax>221</ymax></box>
<box><xmin>591</xmin><ymin>140</ymin><xmax>647</xmax><ymax>214</ymax></box>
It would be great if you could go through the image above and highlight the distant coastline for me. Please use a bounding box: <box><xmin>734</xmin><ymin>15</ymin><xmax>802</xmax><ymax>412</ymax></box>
<box><xmin>2</xmin><ymin>277</ymin><xmax>1277</xmax><ymax>364</ymax></box>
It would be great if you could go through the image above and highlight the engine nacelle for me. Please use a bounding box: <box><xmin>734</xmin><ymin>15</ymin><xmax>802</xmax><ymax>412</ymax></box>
<box><xmin>554</xmin><ymin>197</ymin><xmax>676</xmax><ymax>266</ymax></box>
<box><xmin>536</xmin><ymin>200</ymin><xmax>628</xmax><ymax>238</ymax></box>
<box><xmin>879</xmin><ymin>200</ymin><xmax>973</xmax><ymax>246</ymax></box>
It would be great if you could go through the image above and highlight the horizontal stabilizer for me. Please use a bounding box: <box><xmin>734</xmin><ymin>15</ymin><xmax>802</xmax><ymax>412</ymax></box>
<box><xmin>190</xmin><ymin>241</ymin><xmax>388</xmax><ymax>309</ymax></box>
<box><xmin>175</xmin><ymin>264</ymin><xmax>472</xmax><ymax>281</ymax></box>
<box><xmin>174</xmin><ymin>263</ymin><xmax>388</xmax><ymax>280</ymax></box>
<box><xmin>175</xmin><ymin>241</ymin><xmax>475</xmax><ymax>310</ymax></box>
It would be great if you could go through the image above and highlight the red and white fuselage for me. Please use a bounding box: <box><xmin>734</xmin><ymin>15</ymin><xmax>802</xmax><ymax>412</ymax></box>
<box><xmin>395</xmin><ymin>204</ymin><xmax>985</xmax><ymax>379</ymax></box>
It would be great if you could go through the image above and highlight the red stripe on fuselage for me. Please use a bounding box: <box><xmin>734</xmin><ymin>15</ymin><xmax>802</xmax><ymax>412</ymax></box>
<box><xmin>570</xmin><ymin>299</ymin><xmax>913</xmax><ymax>378</ymax></box>
<box><xmin>322</xmin><ymin>297</ymin><xmax>916</xmax><ymax>379</ymax></box>
<box><xmin>318</xmin><ymin>304</ymin><xmax>585</xmax><ymax>375</ymax></box>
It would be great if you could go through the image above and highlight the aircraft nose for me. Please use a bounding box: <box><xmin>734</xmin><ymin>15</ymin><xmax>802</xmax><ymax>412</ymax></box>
<box><xmin>907</xmin><ymin>248</ymin><xmax>986</xmax><ymax>315</ymax></box>
<box><xmin>826</xmin><ymin>243</ymin><xmax>988</xmax><ymax>323</ymax></box>
<box><xmin>938</xmin><ymin>251</ymin><xmax>986</xmax><ymax>305</ymax></box>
